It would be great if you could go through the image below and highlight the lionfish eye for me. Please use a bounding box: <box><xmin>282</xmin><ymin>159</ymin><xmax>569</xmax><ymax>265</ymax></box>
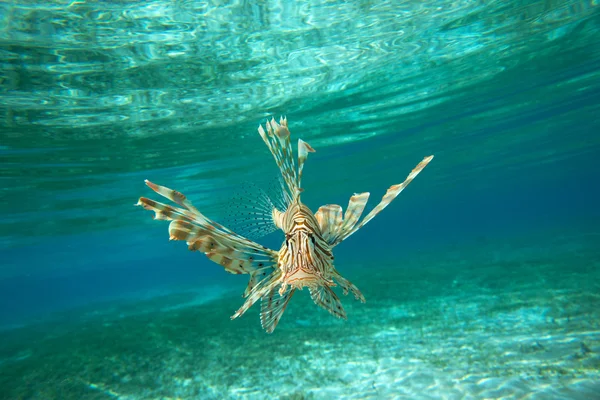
<box><xmin>309</xmin><ymin>234</ymin><xmax>316</xmax><ymax>245</ymax></box>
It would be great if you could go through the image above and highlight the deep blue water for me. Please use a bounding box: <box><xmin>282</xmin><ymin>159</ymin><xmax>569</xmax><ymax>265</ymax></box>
<box><xmin>2</xmin><ymin>137</ymin><xmax>597</xmax><ymax>330</ymax></box>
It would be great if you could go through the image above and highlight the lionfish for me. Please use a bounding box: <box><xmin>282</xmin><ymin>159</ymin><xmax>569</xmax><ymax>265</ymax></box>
<box><xmin>136</xmin><ymin>117</ymin><xmax>433</xmax><ymax>333</ymax></box>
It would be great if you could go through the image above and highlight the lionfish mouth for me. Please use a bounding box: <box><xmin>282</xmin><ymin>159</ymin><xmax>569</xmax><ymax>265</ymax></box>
<box><xmin>286</xmin><ymin>270</ymin><xmax>320</xmax><ymax>288</ymax></box>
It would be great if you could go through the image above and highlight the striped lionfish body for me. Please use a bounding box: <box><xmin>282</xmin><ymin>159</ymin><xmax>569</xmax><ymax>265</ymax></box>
<box><xmin>137</xmin><ymin>117</ymin><xmax>433</xmax><ymax>333</ymax></box>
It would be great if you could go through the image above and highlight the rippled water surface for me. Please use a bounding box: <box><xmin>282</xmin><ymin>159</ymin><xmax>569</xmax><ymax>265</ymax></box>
<box><xmin>2</xmin><ymin>0</ymin><xmax>599</xmax><ymax>247</ymax></box>
<box><xmin>1</xmin><ymin>1</ymin><xmax>600</xmax><ymax>399</ymax></box>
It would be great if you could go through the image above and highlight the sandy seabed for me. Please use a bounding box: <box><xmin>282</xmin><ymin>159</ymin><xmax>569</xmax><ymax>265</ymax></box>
<box><xmin>1</xmin><ymin>228</ymin><xmax>599</xmax><ymax>399</ymax></box>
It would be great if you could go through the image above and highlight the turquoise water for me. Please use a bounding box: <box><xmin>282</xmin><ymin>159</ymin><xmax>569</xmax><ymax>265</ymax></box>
<box><xmin>1</xmin><ymin>1</ymin><xmax>600</xmax><ymax>399</ymax></box>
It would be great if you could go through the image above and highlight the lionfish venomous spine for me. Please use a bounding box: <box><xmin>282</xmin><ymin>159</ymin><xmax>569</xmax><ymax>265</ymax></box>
<box><xmin>136</xmin><ymin>117</ymin><xmax>433</xmax><ymax>333</ymax></box>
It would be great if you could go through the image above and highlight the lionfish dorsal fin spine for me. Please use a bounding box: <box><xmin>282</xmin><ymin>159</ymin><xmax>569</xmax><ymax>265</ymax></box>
<box><xmin>297</xmin><ymin>138</ymin><xmax>315</xmax><ymax>191</ymax></box>
<box><xmin>258</xmin><ymin>117</ymin><xmax>315</xmax><ymax>205</ymax></box>
<box><xmin>258</xmin><ymin>117</ymin><xmax>297</xmax><ymax>202</ymax></box>
<box><xmin>336</xmin><ymin>192</ymin><xmax>370</xmax><ymax>241</ymax></box>
<box><xmin>315</xmin><ymin>204</ymin><xmax>343</xmax><ymax>243</ymax></box>
<box><xmin>315</xmin><ymin>192</ymin><xmax>371</xmax><ymax>246</ymax></box>
<box><xmin>334</xmin><ymin>155</ymin><xmax>434</xmax><ymax>245</ymax></box>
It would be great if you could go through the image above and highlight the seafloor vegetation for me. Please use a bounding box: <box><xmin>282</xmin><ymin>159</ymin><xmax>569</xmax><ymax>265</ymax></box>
<box><xmin>1</xmin><ymin>224</ymin><xmax>599</xmax><ymax>399</ymax></box>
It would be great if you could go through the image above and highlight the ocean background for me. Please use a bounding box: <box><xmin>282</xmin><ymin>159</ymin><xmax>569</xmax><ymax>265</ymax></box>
<box><xmin>1</xmin><ymin>1</ymin><xmax>600</xmax><ymax>399</ymax></box>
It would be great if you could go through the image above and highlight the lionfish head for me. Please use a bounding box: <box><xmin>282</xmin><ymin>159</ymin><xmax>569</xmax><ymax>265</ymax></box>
<box><xmin>281</xmin><ymin>230</ymin><xmax>327</xmax><ymax>289</ymax></box>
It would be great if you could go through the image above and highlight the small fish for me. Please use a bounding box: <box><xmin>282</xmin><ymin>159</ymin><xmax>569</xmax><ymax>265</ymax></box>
<box><xmin>136</xmin><ymin>117</ymin><xmax>433</xmax><ymax>333</ymax></box>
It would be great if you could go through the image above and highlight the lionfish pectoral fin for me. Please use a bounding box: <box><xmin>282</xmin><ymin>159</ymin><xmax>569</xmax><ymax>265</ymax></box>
<box><xmin>332</xmin><ymin>271</ymin><xmax>366</xmax><ymax>303</ymax></box>
<box><xmin>333</xmin><ymin>155</ymin><xmax>434</xmax><ymax>245</ymax></box>
<box><xmin>260</xmin><ymin>285</ymin><xmax>296</xmax><ymax>333</ymax></box>
<box><xmin>168</xmin><ymin>220</ymin><xmax>277</xmax><ymax>275</ymax></box>
<box><xmin>309</xmin><ymin>286</ymin><xmax>347</xmax><ymax>320</ymax></box>
<box><xmin>219</xmin><ymin>177</ymin><xmax>290</xmax><ymax>241</ymax></box>
<box><xmin>138</xmin><ymin>182</ymin><xmax>278</xmax><ymax>276</ymax></box>
<box><xmin>136</xmin><ymin>197</ymin><xmax>191</xmax><ymax>223</ymax></box>
<box><xmin>231</xmin><ymin>270</ymin><xmax>282</xmax><ymax>320</ymax></box>
<box><xmin>243</xmin><ymin>273</ymin><xmax>259</xmax><ymax>298</ymax></box>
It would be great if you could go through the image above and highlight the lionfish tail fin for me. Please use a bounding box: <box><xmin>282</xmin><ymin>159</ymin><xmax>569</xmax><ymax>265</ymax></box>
<box><xmin>332</xmin><ymin>155</ymin><xmax>433</xmax><ymax>245</ymax></box>
<box><xmin>259</xmin><ymin>117</ymin><xmax>314</xmax><ymax>204</ymax></box>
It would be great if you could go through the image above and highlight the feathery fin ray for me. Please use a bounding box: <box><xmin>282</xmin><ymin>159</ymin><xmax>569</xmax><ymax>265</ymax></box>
<box><xmin>221</xmin><ymin>180</ymin><xmax>283</xmax><ymax>240</ymax></box>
